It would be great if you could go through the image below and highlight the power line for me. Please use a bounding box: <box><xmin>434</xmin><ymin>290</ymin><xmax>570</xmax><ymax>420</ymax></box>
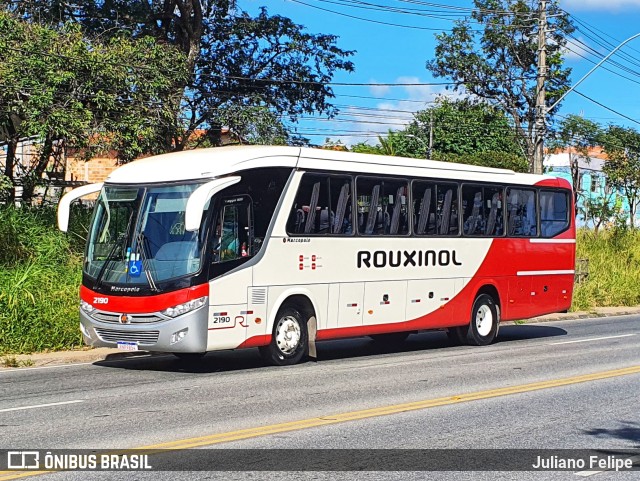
<box><xmin>573</xmin><ymin>90</ymin><xmax>640</xmax><ymax>127</ymax></box>
<box><xmin>289</xmin><ymin>0</ymin><xmax>478</xmax><ymax>31</ymax></box>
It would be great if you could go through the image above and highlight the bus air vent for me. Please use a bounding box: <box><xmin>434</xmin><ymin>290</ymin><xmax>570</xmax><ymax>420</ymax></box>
<box><xmin>95</xmin><ymin>328</ymin><xmax>160</xmax><ymax>345</ymax></box>
<box><xmin>251</xmin><ymin>288</ymin><xmax>267</xmax><ymax>305</ymax></box>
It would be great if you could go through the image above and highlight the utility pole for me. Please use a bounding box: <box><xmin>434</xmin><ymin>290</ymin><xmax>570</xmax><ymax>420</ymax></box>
<box><xmin>533</xmin><ymin>0</ymin><xmax>547</xmax><ymax>175</ymax></box>
<box><xmin>428</xmin><ymin>111</ymin><xmax>433</xmax><ymax>159</ymax></box>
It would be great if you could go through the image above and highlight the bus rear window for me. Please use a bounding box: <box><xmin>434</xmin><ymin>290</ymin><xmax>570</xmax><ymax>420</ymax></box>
<box><xmin>540</xmin><ymin>190</ymin><xmax>570</xmax><ymax>237</ymax></box>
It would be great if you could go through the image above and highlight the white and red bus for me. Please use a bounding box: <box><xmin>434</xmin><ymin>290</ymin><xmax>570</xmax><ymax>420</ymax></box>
<box><xmin>58</xmin><ymin>146</ymin><xmax>575</xmax><ymax>365</ymax></box>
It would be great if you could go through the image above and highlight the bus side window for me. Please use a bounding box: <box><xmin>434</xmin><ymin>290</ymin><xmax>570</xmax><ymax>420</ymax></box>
<box><xmin>329</xmin><ymin>177</ymin><xmax>353</xmax><ymax>235</ymax></box>
<box><xmin>540</xmin><ymin>190</ymin><xmax>569</xmax><ymax>237</ymax></box>
<box><xmin>287</xmin><ymin>174</ymin><xmax>353</xmax><ymax>236</ymax></box>
<box><xmin>507</xmin><ymin>188</ymin><xmax>537</xmax><ymax>237</ymax></box>
<box><xmin>484</xmin><ymin>187</ymin><xmax>504</xmax><ymax>236</ymax></box>
<box><xmin>412</xmin><ymin>182</ymin><xmax>435</xmax><ymax>235</ymax></box>
<box><xmin>212</xmin><ymin>197</ymin><xmax>252</xmax><ymax>263</ymax></box>
<box><xmin>286</xmin><ymin>175</ymin><xmax>330</xmax><ymax>235</ymax></box>
<box><xmin>462</xmin><ymin>186</ymin><xmax>484</xmax><ymax>236</ymax></box>
<box><xmin>357</xmin><ymin>177</ymin><xmax>408</xmax><ymax>235</ymax></box>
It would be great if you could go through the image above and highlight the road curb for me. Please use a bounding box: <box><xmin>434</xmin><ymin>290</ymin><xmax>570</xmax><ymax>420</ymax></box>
<box><xmin>2</xmin><ymin>307</ymin><xmax>639</xmax><ymax>369</ymax></box>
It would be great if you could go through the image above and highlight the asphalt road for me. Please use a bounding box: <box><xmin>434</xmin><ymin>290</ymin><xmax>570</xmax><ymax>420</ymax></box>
<box><xmin>0</xmin><ymin>315</ymin><xmax>639</xmax><ymax>480</ymax></box>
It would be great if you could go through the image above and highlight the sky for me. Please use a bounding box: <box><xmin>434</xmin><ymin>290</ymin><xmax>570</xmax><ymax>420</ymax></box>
<box><xmin>239</xmin><ymin>0</ymin><xmax>640</xmax><ymax>146</ymax></box>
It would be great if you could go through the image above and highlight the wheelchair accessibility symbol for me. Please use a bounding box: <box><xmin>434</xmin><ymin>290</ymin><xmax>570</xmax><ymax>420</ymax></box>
<box><xmin>128</xmin><ymin>260</ymin><xmax>142</xmax><ymax>277</ymax></box>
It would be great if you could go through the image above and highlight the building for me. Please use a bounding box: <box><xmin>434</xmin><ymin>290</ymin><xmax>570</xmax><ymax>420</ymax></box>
<box><xmin>544</xmin><ymin>147</ymin><xmax>635</xmax><ymax>227</ymax></box>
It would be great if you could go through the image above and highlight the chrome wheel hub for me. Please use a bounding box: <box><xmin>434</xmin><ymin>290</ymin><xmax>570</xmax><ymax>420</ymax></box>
<box><xmin>275</xmin><ymin>316</ymin><xmax>301</xmax><ymax>355</ymax></box>
<box><xmin>475</xmin><ymin>304</ymin><xmax>493</xmax><ymax>337</ymax></box>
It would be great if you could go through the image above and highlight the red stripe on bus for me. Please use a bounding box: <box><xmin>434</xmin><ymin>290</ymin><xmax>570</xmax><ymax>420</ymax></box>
<box><xmin>237</xmin><ymin>335</ymin><xmax>272</xmax><ymax>349</ymax></box>
<box><xmin>80</xmin><ymin>283</ymin><xmax>209</xmax><ymax>313</ymax></box>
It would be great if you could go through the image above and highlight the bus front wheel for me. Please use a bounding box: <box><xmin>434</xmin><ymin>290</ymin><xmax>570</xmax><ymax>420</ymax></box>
<box><xmin>259</xmin><ymin>307</ymin><xmax>309</xmax><ymax>366</ymax></box>
<box><xmin>466</xmin><ymin>294</ymin><xmax>499</xmax><ymax>346</ymax></box>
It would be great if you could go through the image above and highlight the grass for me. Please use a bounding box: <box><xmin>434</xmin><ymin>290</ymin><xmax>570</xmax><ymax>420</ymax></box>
<box><xmin>0</xmin><ymin>205</ymin><xmax>90</xmax><ymax>355</ymax></box>
<box><xmin>572</xmin><ymin>229</ymin><xmax>640</xmax><ymax>311</ymax></box>
<box><xmin>1</xmin><ymin>356</ymin><xmax>34</xmax><ymax>368</ymax></box>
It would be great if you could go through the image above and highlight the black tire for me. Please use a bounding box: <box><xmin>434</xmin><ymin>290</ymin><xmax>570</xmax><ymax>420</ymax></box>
<box><xmin>466</xmin><ymin>294</ymin><xmax>499</xmax><ymax>346</ymax></box>
<box><xmin>172</xmin><ymin>352</ymin><xmax>206</xmax><ymax>362</ymax></box>
<box><xmin>446</xmin><ymin>326</ymin><xmax>469</xmax><ymax>345</ymax></box>
<box><xmin>259</xmin><ymin>307</ymin><xmax>309</xmax><ymax>366</ymax></box>
<box><xmin>369</xmin><ymin>332</ymin><xmax>410</xmax><ymax>344</ymax></box>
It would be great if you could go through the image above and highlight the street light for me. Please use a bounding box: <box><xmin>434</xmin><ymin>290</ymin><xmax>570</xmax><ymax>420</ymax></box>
<box><xmin>548</xmin><ymin>32</ymin><xmax>640</xmax><ymax>113</ymax></box>
<box><xmin>535</xmin><ymin>31</ymin><xmax>640</xmax><ymax>175</ymax></box>
<box><xmin>404</xmin><ymin>134</ymin><xmax>432</xmax><ymax>159</ymax></box>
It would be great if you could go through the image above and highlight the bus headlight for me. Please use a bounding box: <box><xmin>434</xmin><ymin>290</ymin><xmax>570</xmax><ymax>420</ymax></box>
<box><xmin>81</xmin><ymin>300</ymin><xmax>94</xmax><ymax>313</ymax></box>
<box><xmin>162</xmin><ymin>296</ymin><xmax>208</xmax><ymax>318</ymax></box>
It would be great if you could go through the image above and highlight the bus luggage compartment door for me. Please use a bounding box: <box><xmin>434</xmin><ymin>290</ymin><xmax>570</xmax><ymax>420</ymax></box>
<box><xmin>337</xmin><ymin>283</ymin><xmax>364</xmax><ymax>327</ymax></box>
<box><xmin>363</xmin><ymin>281</ymin><xmax>407</xmax><ymax>326</ymax></box>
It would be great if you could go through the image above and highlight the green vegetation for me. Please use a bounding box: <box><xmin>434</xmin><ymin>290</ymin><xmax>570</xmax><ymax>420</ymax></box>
<box><xmin>1</xmin><ymin>206</ymin><xmax>639</xmax><ymax>355</ymax></box>
<box><xmin>1</xmin><ymin>356</ymin><xmax>34</xmax><ymax>368</ymax></box>
<box><xmin>0</xmin><ymin>206</ymin><xmax>89</xmax><ymax>354</ymax></box>
<box><xmin>572</xmin><ymin>229</ymin><xmax>640</xmax><ymax>311</ymax></box>
<box><xmin>349</xmin><ymin>99</ymin><xmax>529</xmax><ymax>172</ymax></box>
<box><xmin>0</xmin><ymin>11</ymin><xmax>188</xmax><ymax>203</ymax></box>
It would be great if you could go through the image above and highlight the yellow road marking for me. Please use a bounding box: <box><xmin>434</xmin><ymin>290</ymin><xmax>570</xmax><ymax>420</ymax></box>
<box><xmin>1</xmin><ymin>364</ymin><xmax>639</xmax><ymax>480</ymax></box>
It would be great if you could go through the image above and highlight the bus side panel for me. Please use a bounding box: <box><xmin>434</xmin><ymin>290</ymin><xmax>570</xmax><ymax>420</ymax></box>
<box><xmin>363</xmin><ymin>281</ymin><xmax>407</xmax><ymax>325</ymax></box>
<box><xmin>207</xmin><ymin>268</ymin><xmax>251</xmax><ymax>350</ymax></box>
<box><xmin>498</xmin><ymin>238</ymin><xmax>576</xmax><ymax>320</ymax></box>
<box><xmin>267</xmin><ymin>283</ymin><xmax>329</xmax><ymax>332</ymax></box>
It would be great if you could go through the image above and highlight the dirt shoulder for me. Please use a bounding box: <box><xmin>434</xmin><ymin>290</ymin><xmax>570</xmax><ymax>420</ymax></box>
<box><xmin>2</xmin><ymin>306</ymin><xmax>639</xmax><ymax>369</ymax></box>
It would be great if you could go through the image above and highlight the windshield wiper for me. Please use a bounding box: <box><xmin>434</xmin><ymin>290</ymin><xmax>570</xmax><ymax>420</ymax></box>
<box><xmin>94</xmin><ymin>210</ymin><xmax>134</xmax><ymax>290</ymax></box>
<box><xmin>94</xmin><ymin>234</ymin><xmax>126</xmax><ymax>290</ymax></box>
<box><xmin>136</xmin><ymin>232</ymin><xmax>159</xmax><ymax>292</ymax></box>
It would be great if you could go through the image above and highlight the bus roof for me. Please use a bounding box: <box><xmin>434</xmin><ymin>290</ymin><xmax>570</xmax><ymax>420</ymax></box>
<box><xmin>105</xmin><ymin>145</ymin><xmax>562</xmax><ymax>186</ymax></box>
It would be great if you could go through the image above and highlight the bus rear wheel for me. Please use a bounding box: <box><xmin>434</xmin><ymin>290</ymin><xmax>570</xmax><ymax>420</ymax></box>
<box><xmin>466</xmin><ymin>294</ymin><xmax>499</xmax><ymax>346</ymax></box>
<box><xmin>259</xmin><ymin>307</ymin><xmax>308</xmax><ymax>366</ymax></box>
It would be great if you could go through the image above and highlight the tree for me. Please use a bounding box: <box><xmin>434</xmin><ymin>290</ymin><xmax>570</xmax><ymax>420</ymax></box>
<box><xmin>0</xmin><ymin>12</ymin><xmax>187</xmax><ymax>202</ymax></box>
<box><xmin>426</xmin><ymin>0</ymin><xmax>574</xmax><ymax>173</ymax></box>
<box><xmin>402</xmin><ymin>97</ymin><xmax>526</xmax><ymax>161</ymax></box>
<box><xmin>580</xmin><ymin>192</ymin><xmax>618</xmax><ymax>235</ymax></box>
<box><xmin>549</xmin><ymin>114</ymin><xmax>601</xmax><ymax>208</ymax></box>
<box><xmin>350</xmin><ymin>98</ymin><xmax>529</xmax><ymax>172</ymax></box>
<box><xmin>599</xmin><ymin>125</ymin><xmax>640</xmax><ymax>228</ymax></box>
<box><xmin>5</xmin><ymin>1</ymin><xmax>355</xmax><ymax>150</ymax></box>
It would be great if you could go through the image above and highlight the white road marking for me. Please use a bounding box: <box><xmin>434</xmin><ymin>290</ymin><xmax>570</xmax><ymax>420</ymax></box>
<box><xmin>549</xmin><ymin>334</ymin><xmax>636</xmax><ymax>345</ymax></box>
<box><xmin>0</xmin><ymin>354</ymin><xmax>174</xmax><ymax>375</ymax></box>
<box><xmin>0</xmin><ymin>362</ymin><xmax>95</xmax><ymax>374</ymax></box>
<box><xmin>0</xmin><ymin>400</ymin><xmax>84</xmax><ymax>413</ymax></box>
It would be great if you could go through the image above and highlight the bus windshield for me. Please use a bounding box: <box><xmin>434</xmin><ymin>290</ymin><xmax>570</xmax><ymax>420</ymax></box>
<box><xmin>84</xmin><ymin>183</ymin><xmax>206</xmax><ymax>288</ymax></box>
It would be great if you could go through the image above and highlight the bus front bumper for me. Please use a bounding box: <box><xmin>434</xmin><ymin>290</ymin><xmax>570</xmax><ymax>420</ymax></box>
<box><xmin>79</xmin><ymin>306</ymin><xmax>209</xmax><ymax>353</ymax></box>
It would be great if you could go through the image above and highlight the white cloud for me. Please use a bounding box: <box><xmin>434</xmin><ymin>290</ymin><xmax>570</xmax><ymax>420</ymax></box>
<box><xmin>322</xmin><ymin>76</ymin><xmax>462</xmax><ymax>146</ymax></box>
<box><xmin>561</xmin><ymin>0</ymin><xmax>640</xmax><ymax>11</ymax></box>
<box><xmin>369</xmin><ymin>82</ymin><xmax>390</xmax><ymax>97</ymax></box>
<box><xmin>563</xmin><ymin>36</ymin><xmax>594</xmax><ymax>60</ymax></box>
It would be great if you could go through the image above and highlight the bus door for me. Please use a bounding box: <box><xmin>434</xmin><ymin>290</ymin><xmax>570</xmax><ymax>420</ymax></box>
<box><xmin>207</xmin><ymin>195</ymin><xmax>254</xmax><ymax>350</ymax></box>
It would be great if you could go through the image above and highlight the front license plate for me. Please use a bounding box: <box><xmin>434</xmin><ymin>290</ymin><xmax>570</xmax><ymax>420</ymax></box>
<box><xmin>117</xmin><ymin>341</ymin><xmax>139</xmax><ymax>351</ymax></box>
